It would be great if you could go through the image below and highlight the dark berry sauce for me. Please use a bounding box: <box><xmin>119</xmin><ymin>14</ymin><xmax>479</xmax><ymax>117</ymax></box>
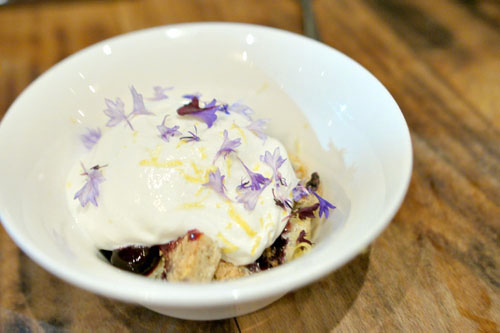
<box><xmin>248</xmin><ymin>234</ymin><xmax>289</xmax><ymax>271</ymax></box>
<box><xmin>100</xmin><ymin>246</ymin><xmax>160</xmax><ymax>275</ymax></box>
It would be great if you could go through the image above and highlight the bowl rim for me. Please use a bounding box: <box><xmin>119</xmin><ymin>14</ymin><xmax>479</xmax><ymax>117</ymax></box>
<box><xmin>0</xmin><ymin>21</ymin><xmax>413</xmax><ymax>307</ymax></box>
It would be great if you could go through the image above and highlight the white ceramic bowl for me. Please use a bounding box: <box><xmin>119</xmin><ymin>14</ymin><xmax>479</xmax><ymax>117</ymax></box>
<box><xmin>0</xmin><ymin>23</ymin><xmax>412</xmax><ymax>320</ymax></box>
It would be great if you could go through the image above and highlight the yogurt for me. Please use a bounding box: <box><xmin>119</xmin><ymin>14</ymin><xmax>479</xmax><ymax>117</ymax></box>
<box><xmin>66</xmin><ymin>97</ymin><xmax>298</xmax><ymax>265</ymax></box>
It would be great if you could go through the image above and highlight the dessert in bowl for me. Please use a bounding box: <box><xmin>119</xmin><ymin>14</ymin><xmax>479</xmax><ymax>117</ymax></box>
<box><xmin>68</xmin><ymin>86</ymin><xmax>333</xmax><ymax>281</ymax></box>
<box><xmin>0</xmin><ymin>23</ymin><xmax>412</xmax><ymax>320</ymax></box>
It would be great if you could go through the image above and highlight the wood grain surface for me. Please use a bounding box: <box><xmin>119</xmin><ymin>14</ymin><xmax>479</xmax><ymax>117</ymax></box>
<box><xmin>0</xmin><ymin>0</ymin><xmax>499</xmax><ymax>331</ymax></box>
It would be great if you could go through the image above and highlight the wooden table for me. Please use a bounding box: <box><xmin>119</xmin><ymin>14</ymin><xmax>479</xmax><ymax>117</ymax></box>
<box><xmin>1</xmin><ymin>0</ymin><xmax>498</xmax><ymax>331</ymax></box>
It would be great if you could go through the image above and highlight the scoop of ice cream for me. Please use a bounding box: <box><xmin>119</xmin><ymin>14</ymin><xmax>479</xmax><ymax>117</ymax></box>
<box><xmin>66</xmin><ymin>98</ymin><xmax>298</xmax><ymax>265</ymax></box>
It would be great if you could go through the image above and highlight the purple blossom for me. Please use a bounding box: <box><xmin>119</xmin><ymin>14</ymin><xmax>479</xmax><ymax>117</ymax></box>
<box><xmin>180</xmin><ymin>126</ymin><xmax>201</xmax><ymax>142</ymax></box>
<box><xmin>312</xmin><ymin>191</ymin><xmax>336</xmax><ymax>219</ymax></box>
<box><xmin>213</xmin><ymin>130</ymin><xmax>241</xmax><ymax>163</ymax></box>
<box><xmin>103</xmin><ymin>97</ymin><xmax>133</xmax><ymax>130</ymax></box>
<box><xmin>177</xmin><ymin>96</ymin><xmax>219</xmax><ymax>128</ymax></box>
<box><xmin>236</xmin><ymin>179</ymin><xmax>271</xmax><ymax>210</ymax></box>
<box><xmin>74</xmin><ymin>163</ymin><xmax>106</xmax><ymax>207</ymax></box>
<box><xmin>80</xmin><ymin>128</ymin><xmax>101</xmax><ymax>150</ymax></box>
<box><xmin>238</xmin><ymin>157</ymin><xmax>269</xmax><ymax>190</ymax></box>
<box><xmin>147</xmin><ymin>86</ymin><xmax>173</xmax><ymax>101</ymax></box>
<box><xmin>246</xmin><ymin>119</ymin><xmax>268</xmax><ymax>141</ymax></box>
<box><xmin>260</xmin><ymin>147</ymin><xmax>287</xmax><ymax>183</ymax></box>
<box><xmin>203</xmin><ymin>168</ymin><xmax>230</xmax><ymax>200</ymax></box>
<box><xmin>227</xmin><ymin>102</ymin><xmax>253</xmax><ymax>120</ymax></box>
<box><xmin>103</xmin><ymin>86</ymin><xmax>154</xmax><ymax>130</ymax></box>
<box><xmin>129</xmin><ymin>85</ymin><xmax>154</xmax><ymax>117</ymax></box>
<box><xmin>157</xmin><ymin>115</ymin><xmax>182</xmax><ymax>142</ymax></box>
<box><xmin>292</xmin><ymin>183</ymin><xmax>309</xmax><ymax>202</ymax></box>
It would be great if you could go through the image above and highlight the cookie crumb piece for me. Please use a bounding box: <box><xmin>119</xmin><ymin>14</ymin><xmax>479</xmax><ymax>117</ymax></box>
<box><xmin>165</xmin><ymin>233</ymin><xmax>222</xmax><ymax>282</ymax></box>
<box><xmin>214</xmin><ymin>261</ymin><xmax>250</xmax><ymax>281</ymax></box>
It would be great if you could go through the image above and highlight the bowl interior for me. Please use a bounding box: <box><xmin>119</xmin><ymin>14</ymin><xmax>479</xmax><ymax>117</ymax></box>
<box><xmin>0</xmin><ymin>23</ymin><xmax>412</xmax><ymax>307</ymax></box>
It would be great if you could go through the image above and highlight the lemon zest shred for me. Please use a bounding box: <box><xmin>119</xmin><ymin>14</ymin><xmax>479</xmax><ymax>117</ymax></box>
<box><xmin>198</xmin><ymin>147</ymin><xmax>207</xmax><ymax>160</ymax></box>
<box><xmin>227</xmin><ymin>204</ymin><xmax>256</xmax><ymax>237</ymax></box>
<box><xmin>231</xmin><ymin>122</ymin><xmax>247</xmax><ymax>144</ymax></box>
<box><xmin>177</xmin><ymin>169</ymin><xmax>201</xmax><ymax>183</ymax></box>
<box><xmin>251</xmin><ymin>236</ymin><xmax>262</xmax><ymax>256</ymax></box>
<box><xmin>179</xmin><ymin>201</ymin><xmax>205</xmax><ymax>209</ymax></box>
<box><xmin>191</xmin><ymin>161</ymin><xmax>203</xmax><ymax>175</ymax></box>
<box><xmin>194</xmin><ymin>187</ymin><xmax>205</xmax><ymax>197</ymax></box>
<box><xmin>217</xmin><ymin>232</ymin><xmax>238</xmax><ymax>253</ymax></box>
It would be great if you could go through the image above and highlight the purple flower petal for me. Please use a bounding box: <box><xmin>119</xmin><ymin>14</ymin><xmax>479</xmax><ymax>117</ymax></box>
<box><xmin>292</xmin><ymin>183</ymin><xmax>309</xmax><ymax>202</ymax></box>
<box><xmin>219</xmin><ymin>104</ymin><xmax>230</xmax><ymax>115</ymax></box>
<box><xmin>203</xmin><ymin>168</ymin><xmax>230</xmax><ymax>200</ymax></box>
<box><xmin>238</xmin><ymin>157</ymin><xmax>269</xmax><ymax>190</ymax></box>
<box><xmin>80</xmin><ymin>128</ymin><xmax>101</xmax><ymax>150</ymax></box>
<box><xmin>157</xmin><ymin>115</ymin><xmax>182</xmax><ymax>142</ymax></box>
<box><xmin>180</xmin><ymin>126</ymin><xmax>201</xmax><ymax>142</ymax></box>
<box><xmin>312</xmin><ymin>191</ymin><xmax>336</xmax><ymax>219</ymax></box>
<box><xmin>205</xmin><ymin>99</ymin><xmax>217</xmax><ymax>108</ymax></box>
<box><xmin>147</xmin><ymin>86</ymin><xmax>173</xmax><ymax>101</ymax></box>
<box><xmin>246</xmin><ymin>119</ymin><xmax>268</xmax><ymax>141</ymax></box>
<box><xmin>74</xmin><ymin>163</ymin><xmax>106</xmax><ymax>207</ymax></box>
<box><xmin>260</xmin><ymin>147</ymin><xmax>287</xmax><ymax>183</ymax></box>
<box><xmin>129</xmin><ymin>86</ymin><xmax>154</xmax><ymax>117</ymax></box>
<box><xmin>177</xmin><ymin>96</ymin><xmax>219</xmax><ymax>128</ymax></box>
<box><xmin>236</xmin><ymin>179</ymin><xmax>271</xmax><ymax>210</ymax></box>
<box><xmin>103</xmin><ymin>97</ymin><xmax>133</xmax><ymax>130</ymax></box>
<box><xmin>228</xmin><ymin>102</ymin><xmax>253</xmax><ymax>120</ymax></box>
<box><xmin>213</xmin><ymin>130</ymin><xmax>241</xmax><ymax>163</ymax></box>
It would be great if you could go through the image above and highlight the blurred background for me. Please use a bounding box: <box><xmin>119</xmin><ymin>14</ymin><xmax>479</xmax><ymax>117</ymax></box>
<box><xmin>0</xmin><ymin>0</ymin><xmax>499</xmax><ymax>331</ymax></box>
